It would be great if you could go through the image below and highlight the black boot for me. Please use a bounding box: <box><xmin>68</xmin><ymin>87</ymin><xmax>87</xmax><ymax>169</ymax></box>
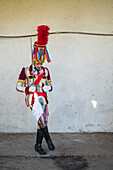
<box><xmin>41</xmin><ymin>126</ymin><xmax>55</xmax><ymax>150</ymax></box>
<box><xmin>35</xmin><ymin>129</ymin><xmax>46</xmax><ymax>155</ymax></box>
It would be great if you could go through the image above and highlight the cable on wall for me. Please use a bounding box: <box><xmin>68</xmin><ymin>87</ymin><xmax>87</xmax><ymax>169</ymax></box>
<box><xmin>0</xmin><ymin>31</ymin><xmax>113</xmax><ymax>39</ymax></box>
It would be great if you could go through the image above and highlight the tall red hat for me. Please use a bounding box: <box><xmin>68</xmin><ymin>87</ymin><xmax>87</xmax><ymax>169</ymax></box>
<box><xmin>32</xmin><ymin>25</ymin><xmax>51</xmax><ymax>64</ymax></box>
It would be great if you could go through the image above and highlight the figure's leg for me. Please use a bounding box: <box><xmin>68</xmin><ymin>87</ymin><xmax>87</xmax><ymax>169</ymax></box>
<box><xmin>35</xmin><ymin>113</ymin><xmax>47</xmax><ymax>155</ymax></box>
<box><xmin>41</xmin><ymin>126</ymin><xmax>55</xmax><ymax>151</ymax></box>
<box><xmin>38</xmin><ymin>113</ymin><xmax>55</xmax><ymax>151</ymax></box>
<box><xmin>35</xmin><ymin>128</ymin><xmax>46</xmax><ymax>155</ymax></box>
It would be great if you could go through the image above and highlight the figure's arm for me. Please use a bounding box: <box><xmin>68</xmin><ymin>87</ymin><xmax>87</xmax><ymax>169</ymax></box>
<box><xmin>45</xmin><ymin>67</ymin><xmax>53</xmax><ymax>92</ymax></box>
<box><xmin>16</xmin><ymin>67</ymin><xmax>26</xmax><ymax>92</ymax></box>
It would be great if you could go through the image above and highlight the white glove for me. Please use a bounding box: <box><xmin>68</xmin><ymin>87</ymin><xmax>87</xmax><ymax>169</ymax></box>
<box><xmin>43</xmin><ymin>85</ymin><xmax>51</xmax><ymax>92</ymax></box>
<box><xmin>29</xmin><ymin>85</ymin><xmax>36</xmax><ymax>92</ymax></box>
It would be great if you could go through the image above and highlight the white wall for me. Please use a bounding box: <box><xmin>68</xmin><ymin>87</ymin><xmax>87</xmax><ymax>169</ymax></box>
<box><xmin>0</xmin><ymin>0</ymin><xmax>113</xmax><ymax>132</ymax></box>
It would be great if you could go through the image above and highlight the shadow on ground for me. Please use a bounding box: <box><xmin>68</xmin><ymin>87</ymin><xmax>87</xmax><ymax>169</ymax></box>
<box><xmin>48</xmin><ymin>155</ymin><xmax>88</xmax><ymax>170</ymax></box>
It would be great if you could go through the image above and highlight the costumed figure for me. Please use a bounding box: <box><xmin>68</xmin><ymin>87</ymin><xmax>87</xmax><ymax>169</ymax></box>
<box><xmin>16</xmin><ymin>25</ymin><xmax>55</xmax><ymax>155</ymax></box>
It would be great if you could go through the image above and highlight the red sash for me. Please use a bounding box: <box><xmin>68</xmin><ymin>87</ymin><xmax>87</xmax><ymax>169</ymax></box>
<box><xmin>34</xmin><ymin>67</ymin><xmax>45</xmax><ymax>86</ymax></box>
<box><xmin>25</xmin><ymin>67</ymin><xmax>47</xmax><ymax>97</ymax></box>
<box><xmin>29</xmin><ymin>91</ymin><xmax>47</xmax><ymax>97</ymax></box>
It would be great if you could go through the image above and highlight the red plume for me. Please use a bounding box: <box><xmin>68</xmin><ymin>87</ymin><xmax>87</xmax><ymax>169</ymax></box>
<box><xmin>37</xmin><ymin>25</ymin><xmax>50</xmax><ymax>46</ymax></box>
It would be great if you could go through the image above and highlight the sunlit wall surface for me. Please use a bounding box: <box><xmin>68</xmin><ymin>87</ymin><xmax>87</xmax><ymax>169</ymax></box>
<box><xmin>0</xmin><ymin>0</ymin><xmax>113</xmax><ymax>132</ymax></box>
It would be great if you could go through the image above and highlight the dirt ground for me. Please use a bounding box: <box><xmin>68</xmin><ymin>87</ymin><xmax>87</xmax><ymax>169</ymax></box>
<box><xmin>0</xmin><ymin>133</ymin><xmax>113</xmax><ymax>170</ymax></box>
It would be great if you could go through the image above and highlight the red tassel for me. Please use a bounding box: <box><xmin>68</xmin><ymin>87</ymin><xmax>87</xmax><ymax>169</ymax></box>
<box><xmin>37</xmin><ymin>25</ymin><xmax>50</xmax><ymax>46</ymax></box>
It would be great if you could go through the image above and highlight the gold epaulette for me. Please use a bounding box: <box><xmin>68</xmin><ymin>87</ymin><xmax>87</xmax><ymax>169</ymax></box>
<box><xmin>17</xmin><ymin>79</ymin><xmax>25</xmax><ymax>84</ymax></box>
